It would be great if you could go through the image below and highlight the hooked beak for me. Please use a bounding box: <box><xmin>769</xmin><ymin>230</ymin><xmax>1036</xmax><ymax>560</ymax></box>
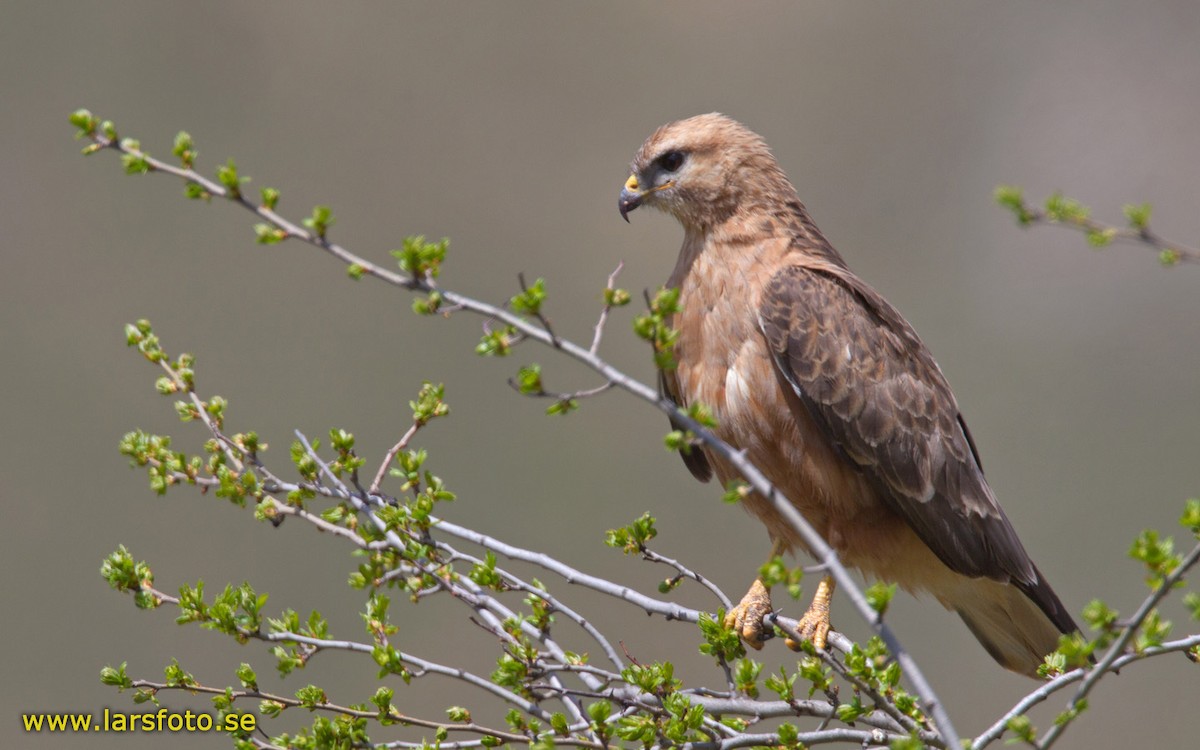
<box><xmin>618</xmin><ymin>174</ymin><xmax>643</xmax><ymax>223</ymax></box>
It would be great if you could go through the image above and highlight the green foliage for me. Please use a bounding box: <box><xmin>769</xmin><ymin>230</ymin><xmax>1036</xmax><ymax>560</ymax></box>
<box><xmin>302</xmin><ymin>205</ymin><xmax>334</xmax><ymax>239</ymax></box>
<box><xmin>514</xmin><ymin>363</ymin><xmax>543</xmax><ymax>394</ymax></box>
<box><xmin>865</xmin><ymin>581</ymin><xmax>897</xmax><ymax>616</ymax></box>
<box><xmin>1005</xmin><ymin>714</ymin><xmax>1036</xmax><ymax>745</ymax></box>
<box><xmin>1042</xmin><ymin>191</ymin><xmax>1089</xmax><ymax>224</ymax></box>
<box><xmin>1053</xmin><ymin>698</ymin><xmax>1088</xmax><ymax>728</ymax></box>
<box><xmin>621</xmin><ymin>660</ymin><xmax>680</xmax><ymax>697</ymax></box>
<box><xmin>1158</xmin><ymin>248</ymin><xmax>1182</xmax><ymax>267</ymax></box>
<box><xmin>764</xmin><ymin>664</ymin><xmax>798</xmax><ymax>702</ymax></box>
<box><xmin>1031</xmin><ymin>191</ymin><xmax>1122</xmax><ymax>249</ymax></box>
<box><xmin>1129</xmin><ymin>528</ymin><xmax>1181</xmax><ymax>590</ymax></box>
<box><xmin>1181</xmin><ymin>589</ymin><xmax>1200</xmax><ymax>621</ymax></box>
<box><xmin>664</xmin><ymin>401</ymin><xmax>716</xmax><ymax>459</ymax></box>
<box><xmin>722</xmin><ymin>478</ymin><xmax>750</xmax><ymax>504</ymax></box>
<box><xmin>469</xmin><ymin>551</ymin><xmax>504</xmax><ymax>589</ymax></box>
<box><xmin>236</xmin><ymin>662</ymin><xmax>258</xmax><ymax>691</ymax></box>
<box><xmin>392</xmin><ymin>235</ymin><xmax>448</xmax><ymax>279</ymax></box>
<box><xmin>776</xmin><ymin>722</ymin><xmax>801</xmax><ymax>748</ymax></box>
<box><xmin>544</xmin><ymin>397</ymin><xmax>578</xmax><ymax>415</ymax></box>
<box><xmin>889</xmin><ymin>732</ymin><xmax>928</xmax><ymax>750</ymax></box>
<box><xmin>119</xmin><ymin>138</ymin><xmax>151</xmax><ymax>174</ymax></box>
<box><xmin>491</xmin><ymin>653</ymin><xmax>530</xmax><ymax>695</ymax></box>
<box><xmin>732</xmin><ymin>657</ymin><xmax>762</xmax><ymax>698</ymax></box>
<box><xmin>100</xmin><ymin>662</ymin><xmax>132</xmax><ymax>689</ymax></box>
<box><xmin>119</xmin><ymin>430</ymin><xmax>194</xmax><ymax>495</ymax></box>
<box><xmin>510</xmin><ymin>277</ymin><xmax>548</xmax><ymax>316</ymax></box>
<box><xmin>411</xmin><ymin>289</ymin><xmax>444</xmax><ymax>314</ymax></box>
<box><xmin>523</xmin><ymin>585</ymin><xmax>554</xmax><ymax>632</ymax></box>
<box><xmin>993</xmin><ymin>185</ymin><xmax>1034</xmax><ymax>225</ymax></box>
<box><xmin>255</xmin><ymin>222</ymin><xmax>287</xmax><ymax>244</ymax></box>
<box><xmin>164</xmin><ymin>658</ymin><xmax>197</xmax><ymax>688</ymax></box>
<box><xmin>476</xmin><ymin>324</ymin><xmax>519</xmax><ymax>356</ymax></box>
<box><xmin>410</xmin><ymin>381</ymin><xmax>450</xmax><ymax>425</ymax></box>
<box><xmin>1081</xmin><ymin>598</ymin><xmax>1118</xmax><ymax>633</ymax></box>
<box><xmin>633</xmin><ymin>286</ymin><xmax>682</xmax><ymax>370</ymax></box>
<box><xmin>290</xmin><ymin>438</ymin><xmax>320</xmax><ymax>483</ymax></box>
<box><xmin>697</xmin><ymin>610</ymin><xmax>747</xmax><ymax>664</ymax></box>
<box><xmin>184</xmin><ymin>181</ymin><xmax>211</xmax><ymax>201</ymax></box>
<box><xmin>69</xmin><ymin>108</ymin><xmax>99</xmax><ymax>138</ymax></box>
<box><xmin>100</xmin><ymin>546</ymin><xmax>159</xmax><ymax>609</ymax></box>
<box><xmin>657</xmin><ymin>691</ymin><xmax>707</xmax><ymax>744</ymax></box>
<box><xmin>604</xmin><ymin>286</ymin><xmax>631</xmax><ymax>307</ymax></box>
<box><xmin>604</xmin><ymin>512</ymin><xmax>657</xmax><ymax>553</ymax></box>
<box><xmin>1086</xmin><ymin>226</ymin><xmax>1116</xmax><ymax>247</ymax></box>
<box><xmin>796</xmin><ymin>656</ymin><xmax>832</xmax><ymax>697</ymax></box>
<box><xmin>1134</xmin><ymin>609</ymin><xmax>1172</xmax><ymax>652</ymax></box>
<box><xmin>216</xmin><ymin>158</ymin><xmax>248</xmax><ymax>200</ymax></box>
<box><xmin>1180</xmin><ymin>498</ymin><xmax>1200</xmax><ymax>535</ymax></box>
<box><xmin>327</xmin><ymin>428</ymin><xmax>365</xmax><ymax>478</ymax></box>
<box><xmin>758</xmin><ymin>555</ymin><xmax>803</xmax><ymax>600</ymax></box>
<box><xmin>182</xmin><ymin>582</ymin><xmax>269</xmax><ymax>641</ymax></box>
<box><xmin>261</xmin><ymin>186</ymin><xmax>281</xmax><ymax>210</ymax></box>
<box><xmin>1122</xmin><ymin>202</ymin><xmax>1152</xmax><ymax>230</ymax></box>
<box><xmin>1039</xmin><ymin>632</ymin><xmax>1093</xmax><ymax>677</ymax></box>
<box><xmin>124</xmin><ymin>318</ymin><xmax>164</xmax><ymax>361</ymax></box>
<box><xmin>172</xmin><ymin>131</ymin><xmax>196</xmax><ymax>169</ymax></box>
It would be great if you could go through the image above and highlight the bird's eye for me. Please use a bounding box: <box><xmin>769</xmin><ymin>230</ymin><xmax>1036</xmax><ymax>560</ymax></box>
<box><xmin>659</xmin><ymin>150</ymin><xmax>685</xmax><ymax>172</ymax></box>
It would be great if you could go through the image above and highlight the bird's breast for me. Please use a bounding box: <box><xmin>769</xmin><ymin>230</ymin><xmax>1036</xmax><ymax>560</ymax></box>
<box><xmin>670</xmin><ymin>252</ymin><xmax>883</xmax><ymax>551</ymax></box>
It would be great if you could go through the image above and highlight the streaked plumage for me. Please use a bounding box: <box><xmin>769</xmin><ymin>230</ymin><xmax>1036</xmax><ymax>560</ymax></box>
<box><xmin>619</xmin><ymin>113</ymin><xmax>1076</xmax><ymax>676</ymax></box>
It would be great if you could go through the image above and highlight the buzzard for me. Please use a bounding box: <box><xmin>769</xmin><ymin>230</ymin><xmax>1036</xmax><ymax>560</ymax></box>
<box><xmin>618</xmin><ymin>114</ymin><xmax>1077</xmax><ymax>676</ymax></box>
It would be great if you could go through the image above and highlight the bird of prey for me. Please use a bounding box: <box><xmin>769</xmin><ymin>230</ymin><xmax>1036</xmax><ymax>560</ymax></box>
<box><xmin>618</xmin><ymin>113</ymin><xmax>1077</xmax><ymax>676</ymax></box>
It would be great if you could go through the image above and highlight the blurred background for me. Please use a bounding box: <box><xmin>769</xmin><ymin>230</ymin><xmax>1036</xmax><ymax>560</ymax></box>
<box><xmin>3</xmin><ymin>2</ymin><xmax>1197</xmax><ymax>747</ymax></box>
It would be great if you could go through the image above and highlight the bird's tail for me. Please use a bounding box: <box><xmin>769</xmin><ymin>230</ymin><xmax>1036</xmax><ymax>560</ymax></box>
<box><xmin>940</xmin><ymin>569</ymin><xmax>1077</xmax><ymax>678</ymax></box>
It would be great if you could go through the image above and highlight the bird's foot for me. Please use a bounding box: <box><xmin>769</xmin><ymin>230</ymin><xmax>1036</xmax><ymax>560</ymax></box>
<box><xmin>784</xmin><ymin>575</ymin><xmax>835</xmax><ymax>651</ymax></box>
<box><xmin>724</xmin><ymin>578</ymin><xmax>775</xmax><ymax>650</ymax></box>
<box><xmin>787</xmin><ymin>600</ymin><xmax>832</xmax><ymax>651</ymax></box>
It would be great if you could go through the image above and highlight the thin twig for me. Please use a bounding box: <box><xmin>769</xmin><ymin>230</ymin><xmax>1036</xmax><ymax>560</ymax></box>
<box><xmin>640</xmin><ymin>548</ymin><xmax>733</xmax><ymax>610</ymax></box>
<box><xmin>370</xmin><ymin>420</ymin><xmax>420</xmax><ymax>495</ymax></box>
<box><xmin>591</xmin><ymin>261</ymin><xmax>625</xmax><ymax>356</ymax></box>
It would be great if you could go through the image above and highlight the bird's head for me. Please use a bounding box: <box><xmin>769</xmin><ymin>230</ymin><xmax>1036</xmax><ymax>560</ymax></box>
<box><xmin>619</xmin><ymin>113</ymin><xmax>788</xmax><ymax>230</ymax></box>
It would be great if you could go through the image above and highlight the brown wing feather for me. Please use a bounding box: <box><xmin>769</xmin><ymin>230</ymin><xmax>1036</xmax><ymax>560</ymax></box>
<box><xmin>758</xmin><ymin>262</ymin><xmax>1037</xmax><ymax>586</ymax></box>
<box><xmin>660</xmin><ymin>369</ymin><xmax>713</xmax><ymax>482</ymax></box>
